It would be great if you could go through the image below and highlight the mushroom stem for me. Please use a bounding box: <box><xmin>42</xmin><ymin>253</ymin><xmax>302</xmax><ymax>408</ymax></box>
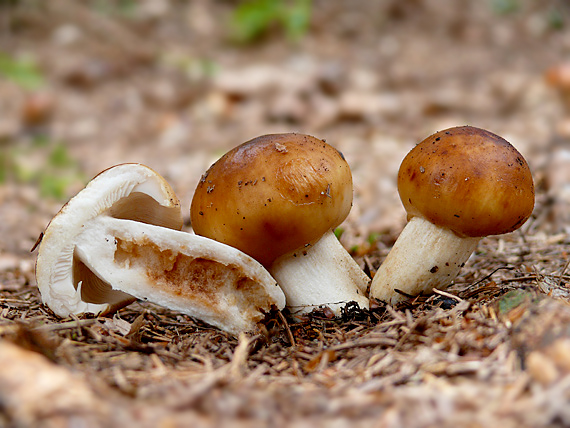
<box><xmin>370</xmin><ymin>216</ymin><xmax>479</xmax><ymax>304</ymax></box>
<box><xmin>74</xmin><ymin>216</ymin><xmax>285</xmax><ymax>336</ymax></box>
<box><xmin>270</xmin><ymin>230</ymin><xmax>370</xmax><ymax>315</ymax></box>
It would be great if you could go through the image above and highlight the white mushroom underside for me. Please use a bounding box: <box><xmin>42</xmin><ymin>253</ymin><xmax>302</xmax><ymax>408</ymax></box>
<box><xmin>270</xmin><ymin>230</ymin><xmax>370</xmax><ymax>316</ymax></box>
<box><xmin>74</xmin><ymin>216</ymin><xmax>285</xmax><ymax>335</ymax></box>
<box><xmin>370</xmin><ymin>216</ymin><xmax>480</xmax><ymax>304</ymax></box>
<box><xmin>36</xmin><ymin>164</ymin><xmax>181</xmax><ymax>317</ymax></box>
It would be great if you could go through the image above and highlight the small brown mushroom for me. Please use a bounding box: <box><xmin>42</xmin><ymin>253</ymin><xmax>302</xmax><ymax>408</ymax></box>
<box><xmin>191</xmin><ymin>133</ymin><xmax>369</xmax><ymax>315</ymax></box>
<box><xmin>370</xmin><ymin>126</ymin><xmax>535</xmax><ymax>303</ymax></box>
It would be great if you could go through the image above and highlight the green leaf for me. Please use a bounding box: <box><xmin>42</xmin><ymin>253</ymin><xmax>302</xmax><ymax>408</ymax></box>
<box><xmin>490</xmin><ymin>0</ymin><xmax>519</xmax><ymax>15</ymax></box>
<box><xmin>367</xmin><ymin>232</ymin><xmax>380</xmax><ymax>245</ymax></box>
<box><xmin>282</xmin><ymin>0</ymin><xmax>312</xmax><ymax>41</ymax></box>
<box><xmin>0</xmin><ymin>151</ymin><xmax>8</xmax><ymax>183</ymax></box>
<box><xmin>229</xmin><ymin>0</ymin><xmax>312</xmax><ymax>43</ymax></box>
<box><xmin>2</xmin><ymin>136</ymin><xmax>86</xmax><ymax>201</ymax></box>
<box><xmin>547</xmin><ymin>8</ymin><xmax>564</xmax><ymax>30</ymax></box>
<box><xmin>498</xmin><ymin>289</ymin><xmax>530</xmax><ymax>315</ymax></box>
<box><xmin>334</xmin><ymin>227</ymin><xmax>345</xmax><ymax>240</ymax></box>
<box><xmin>48</xmin><ymin>143</ymin><xmax>74</xmax><ymax>168</ymax></box>
<box><xmin>0</xmin><ymin>53</ymin><xmax>44</xmax><ymax>90</ymax></box>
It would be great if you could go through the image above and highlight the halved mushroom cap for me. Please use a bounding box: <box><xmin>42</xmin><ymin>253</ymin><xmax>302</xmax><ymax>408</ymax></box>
<box><xmin>75</xmin><ymin>216</ymin><xmax>285</xmax><ymax>335</ymax></box>
<box><xmin>36</xmin><ymin>163</ymin><xmax>184</xmax><ymax>317</ymax></box>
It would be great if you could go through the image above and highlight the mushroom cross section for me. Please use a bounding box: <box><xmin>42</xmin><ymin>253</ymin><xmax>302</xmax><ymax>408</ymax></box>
<box><xmin>36</xmin><ymin>163</ymin><xmax>285</xmax><ymax>335</ymax></box>
<box><xmin>370</xmin><ymin>126</ymin><xmax>535</xmax><ymax>303</ymax></box>
<box><xmin>74</xmin><ymin>216</ymin><xmax>285</xmax><ymax>335</ymax></box>
<box><xmin>191</xmin><ymin>133</ymin><xmax>370</xmax><ymax>315</ymax></box>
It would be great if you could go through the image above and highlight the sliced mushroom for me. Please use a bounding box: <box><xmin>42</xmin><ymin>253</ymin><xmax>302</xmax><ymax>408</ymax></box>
<box><xmin>75</xmin><ymin>216</ymin><xmax>284</xmax><ymax>335</ymax></box>
<box><xmin>36</xmin><ymin>163</ymin><xmax>285</xmax><ymax>335</ymax></box>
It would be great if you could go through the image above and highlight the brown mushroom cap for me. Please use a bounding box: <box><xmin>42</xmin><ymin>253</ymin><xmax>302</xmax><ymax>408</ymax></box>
<box><xmin>398</xmin><ymin>126</ymin><xmax>535</xmax><ymax>238</ymax></box>
<box><xmin>190</xmin><ymin>133</ymin><xmax>353</xmax><ymax>266</ymax></box>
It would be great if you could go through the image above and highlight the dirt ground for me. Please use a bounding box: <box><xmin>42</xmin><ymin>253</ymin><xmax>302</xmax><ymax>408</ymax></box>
<box><xmin>1</xmin><ymin>1</ymin><xmax>570</xmax><ymax>426</ymax></box>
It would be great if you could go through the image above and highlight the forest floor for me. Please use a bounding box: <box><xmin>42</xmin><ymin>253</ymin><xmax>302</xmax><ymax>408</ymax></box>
<box><xmin>1</xmin><ymin>1</ymin><xmax>570</xmax><ymax>426</ymax></box>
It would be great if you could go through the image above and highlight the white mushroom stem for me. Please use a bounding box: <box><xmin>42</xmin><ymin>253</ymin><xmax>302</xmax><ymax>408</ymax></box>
<box><xmin>370</xmin><ymin>216</ymin><xmax>480</xmax><ymax>304</ymax></box>
<box><xmin>270</xmin><ymin>230</ymin><xmax>370</xmax><ymax>316</ymax></box>
<box><xmin>74</xmin><ymin>216</ymin><xmax>285</xmax><ymax>336</ymax></box>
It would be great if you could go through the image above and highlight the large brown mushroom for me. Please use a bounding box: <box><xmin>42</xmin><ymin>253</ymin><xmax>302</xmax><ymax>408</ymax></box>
<box><xmin>191</xmin><ymin>133</ymin><xmax>369</xmax><ymax>315</ymax></box>
<box><xmin>370</xmin><ymin>126</ymin><xmax>535</xmax><ymax>303</ymax></box>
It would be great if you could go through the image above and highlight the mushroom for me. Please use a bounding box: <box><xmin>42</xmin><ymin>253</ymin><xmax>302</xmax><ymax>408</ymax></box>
<box><xmin>36</xmin><ymin>163</ymin><xmax>285</xmax><ymax>335</ymax></box>
<box><xmin>190</xmin><ymin>133</ymin><xmax>369</xmax><ymax>316</ymax></box>
<box><xmin>370</xmin><ymin>126</ymin><xmax>535</xmax><ymax>304</ymax></box>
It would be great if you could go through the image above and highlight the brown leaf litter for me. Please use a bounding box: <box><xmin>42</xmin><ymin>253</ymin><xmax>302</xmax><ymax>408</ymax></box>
<box><xmin>0</xmin><ymin>192</ymin><xmax>570</xmax><ymax>427</ymax></box>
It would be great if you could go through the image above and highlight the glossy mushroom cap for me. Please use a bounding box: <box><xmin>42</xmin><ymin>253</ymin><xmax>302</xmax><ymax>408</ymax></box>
<box><xmin>191</xmin><ymin>133</ymin><xmax>353</xmax><ymax>267</ymax></box>
<box><xmin>398</xmin><ymin>126</ymin><xmax>535</xmax><ymax>238</ymax></box>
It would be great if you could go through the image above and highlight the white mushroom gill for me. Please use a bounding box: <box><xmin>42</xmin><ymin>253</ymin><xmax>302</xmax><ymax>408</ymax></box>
<box><xmin>36</xmin><ymin>164</ymin><xmax>183</xmax><ymax>317</ymax></box>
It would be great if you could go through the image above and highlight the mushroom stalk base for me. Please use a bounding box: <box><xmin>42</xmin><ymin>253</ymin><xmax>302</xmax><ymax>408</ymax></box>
<box><xmin>370</xmin><ymin>217</ymin><xmax>479</xmax><ymax>304</ymax></box>
<box><xmin>270</xmin><ymin>230</ymin><xmax>370</xmax><ymax>316</ymax></box>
